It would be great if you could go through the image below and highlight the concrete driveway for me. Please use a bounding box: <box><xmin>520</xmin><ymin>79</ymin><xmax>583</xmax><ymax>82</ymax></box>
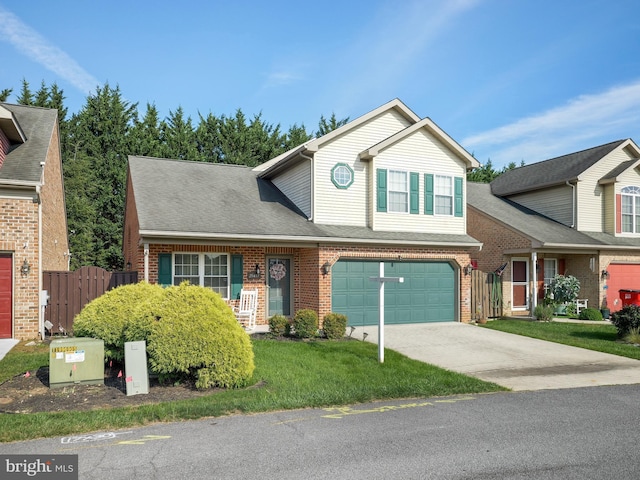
<box><xmin>359</xmin><ymin>322</ymin><xmax>640</xmax><ymax>391</ymax></box>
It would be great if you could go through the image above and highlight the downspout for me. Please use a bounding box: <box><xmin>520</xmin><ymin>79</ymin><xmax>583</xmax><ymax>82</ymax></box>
<box><xmin>144</xmin><ymin>243</ymin><xmax>149</xmax><ymax>282</ymax></box>
<box><xmin>531</xmin><ymin>251</ymin><xmax>538</xmax><ymax>316</ymax></box>
<box><xmin>37</xmin><ymin>185</ymin><xmax>43</xmax><ymax>340</ymax></box>
<box><xmin>299</xmin><ymin>152</ymin><xmax>314</xmax><ymax>221</ymax></box>
<box><xmin>566</xmin><ymin>181</ymin><xmax>575</xmax><ymax>228</ymax></box>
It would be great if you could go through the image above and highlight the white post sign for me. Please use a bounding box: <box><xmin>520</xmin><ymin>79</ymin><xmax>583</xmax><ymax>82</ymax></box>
<box><xmin>369</xmin><ymin>262</ymin><xmax>404</xmax><ymax>363</ymax></box>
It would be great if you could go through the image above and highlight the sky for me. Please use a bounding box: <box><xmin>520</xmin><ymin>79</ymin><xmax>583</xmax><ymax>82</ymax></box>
<box><xmin>1</xmin><ymin>0</ymin><xmax>640</xmax><ymax>169</ymax></box>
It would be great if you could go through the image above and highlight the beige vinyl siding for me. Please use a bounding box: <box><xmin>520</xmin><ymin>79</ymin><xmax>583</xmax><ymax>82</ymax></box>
<box><xmin>271</xmin><ymin>158</ymin><xmax>312</xmax><ymax>218</ymax></box>
<box><xmin>314</xmin><ymin>110</ymin><xmax>412</xmax><ymax>226</ymax></box>
<box><xmin>373</xmin><ymin>129</ymin><xmax>467</xmax><ymax>234</ymax></box>
<box><xmin>508</xmin><ymin>185</ymin><xmax>574</xmax><ymax>227</ymax></box>
<box><xmin>576</xmin><ymin>147</ymin><xmax>637</xmax><ymax>231</ymax></box>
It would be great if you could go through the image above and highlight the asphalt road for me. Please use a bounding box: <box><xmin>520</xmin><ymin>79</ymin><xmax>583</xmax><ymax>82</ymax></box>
<box><xmin>3</xmin><ymin>385</ymin><xmax>640</xmax><ymax>479</ymax></box>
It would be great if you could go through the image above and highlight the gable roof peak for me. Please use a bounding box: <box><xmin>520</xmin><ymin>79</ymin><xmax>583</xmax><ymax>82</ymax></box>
<box><xmin>490</xmin><ymin>139</ymin><xmax>628</xmax><ymax>196</ymax></box>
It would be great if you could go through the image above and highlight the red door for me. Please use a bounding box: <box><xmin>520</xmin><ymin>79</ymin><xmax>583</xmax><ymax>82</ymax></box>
<box><xmin>0</xmin><ymin>254</ymin><xmax>12</xmax><ymax>338</ymax></box>
<box><xmin>607</xmin><ymin>264</ymin><xmax>640</xmax><ymax>313</ymax></box>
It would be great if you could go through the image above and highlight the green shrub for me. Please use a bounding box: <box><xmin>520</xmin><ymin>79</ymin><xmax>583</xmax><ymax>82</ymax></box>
<box><xmin>611</xmin><ymin>305</ymin><xmax>640</xmax><ymax>337</ymax></box>
<box><xmin>578</xmin><ymin>307</ymin><xmax>603</xmax><ymax>321</ymax></box>
<box><xmin>548</xmin><ymin>275</ymin><xmax>580</xmax><ymax>304</ymax></box>
<box><xmin>565</xmin><ymin>302</ymin><xmax>577</xmax><ymax>317</ymax></box>
<box><xmin>292</xmin><ymin>309</ymin><xmax>319</xmax><ymax>339</ymax></box>
<box><xmin>322</xmin><ymin>313</ymin><xmax>347</xmax><ymax>339</ymax></box>
<box><xmin>73</xmin><ymin>282</ymin><xmax>164</xmax><ymax>361</ymax></box>
<box><xmin>145</xmin><ymin>283</ymin><xmax>254</xmax><ymax>389</ymax></box>
<box><xmin>74</xmin><ymin>282</ymin><xmax>254</xmax><ymax>389</ymax></box>
<box><xmin>268</xmin><ymin>314</ymin><xmax>289</xmax><ymax>337</ymax></box>
<box><xmin>624</xmin><ymin>327</ymin><xmax>640</xmax><ymax>344</ymax></box>
<box><xmin>533</xmin><ymin>304</ymin><xmax>554</xmax><ymax>322</ymax></box>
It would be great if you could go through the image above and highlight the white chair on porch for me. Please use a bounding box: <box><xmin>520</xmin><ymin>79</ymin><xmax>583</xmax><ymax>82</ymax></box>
<box><xmin>233</xmin><ymin>289</ymin><xmax>258</xmax><ymax>331</ymax></box>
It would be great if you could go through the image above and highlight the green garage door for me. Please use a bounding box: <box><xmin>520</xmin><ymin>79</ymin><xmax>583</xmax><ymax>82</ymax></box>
<box><xmin>331</xmin><ymin>260</ymin><xmax>456</xmax><ymax>326</ymax></box>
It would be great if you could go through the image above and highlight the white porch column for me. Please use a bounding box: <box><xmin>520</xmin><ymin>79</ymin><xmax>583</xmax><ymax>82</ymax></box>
<box><xmin>531</xmin><ymin>251</ymin><xmax>538</xmax><ymax>313</ymax></box>
<box><xmin>144</xmin><ymin>243</ymin><xmax>149</xmax><ymax>282</ymax></box>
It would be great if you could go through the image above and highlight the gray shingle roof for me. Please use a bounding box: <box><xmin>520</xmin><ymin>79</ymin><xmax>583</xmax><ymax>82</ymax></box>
<box><xmin>129</xmin><ymin>155</ymin><xmax>480</xmax><ymax>246</ymax></box>
<box><xmin>0</xmin><ymin>103</ymin><xmax>57</xmax><ymax>184</ymax></box>
<box><xmin>490</xmin><ymin>140</ymin><xmax>626</xmax><ymax>196</ymax></box>
<box><xmin>467</xmin><ymin>182</ymin><xmax>625</xmax><ymax>248</ymax></box>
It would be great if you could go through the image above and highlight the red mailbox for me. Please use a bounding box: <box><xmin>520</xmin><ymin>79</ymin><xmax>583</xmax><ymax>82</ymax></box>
<box><xmin>619</xmin><ymin>289</ymin><xmax>640</xmax><ymax>307</ymax></box>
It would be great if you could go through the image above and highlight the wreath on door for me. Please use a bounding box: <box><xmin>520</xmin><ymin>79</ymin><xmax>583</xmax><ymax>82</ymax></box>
<box><xmin>269</xmin><ymin>262</ymin><xmax>287</xmax><ymax>281</ymax></box>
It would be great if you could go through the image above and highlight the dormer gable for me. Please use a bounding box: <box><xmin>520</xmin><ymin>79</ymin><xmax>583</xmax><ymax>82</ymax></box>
<box><xmin>253</xmin><ymin>98</ymin><xmax>420</xmax><ymax>178</ymax></box>
<box><xmin>358</xmin><ymin>117</ymin><xmax>479</xmax><ymax>170</ymax></box>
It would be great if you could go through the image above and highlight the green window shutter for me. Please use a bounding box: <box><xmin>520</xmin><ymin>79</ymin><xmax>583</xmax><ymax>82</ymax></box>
<box><xmin>231</xmin><ymin>254</ymin><xmax>244</xmax><ymax>300</ymax></box>
<box><xmin>410</xmin><ymin>172</ymin><xmax>419</xmax><ymax>214</ymax></box>
<box><xmin>454</xmin><ymin>176</ymin><xmax>463</xmax><ymax>217</ymax></box>
<box><xmin>377</xmin><ymin>169</ymin><xmax>387</xmax><ymax>212</ymax></box>
<box><xmin>158</xmin><ymin>253</ymin><xmax>172</xmax><ymax>287</ymax></box>
<box><xmin>424</xmin><ymin>173</ymin><xmax>434</xmax><ymax>215</ymax></box>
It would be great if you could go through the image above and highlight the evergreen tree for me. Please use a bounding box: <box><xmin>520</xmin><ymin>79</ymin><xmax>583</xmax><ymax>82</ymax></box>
<box><xmin>160</xmin><ymin>106</ymin><xmax>199</xmax><ymax>160</ymax></box>
<box><xmin>16</xmin><ymin>78</ymin><xmax>33</xmax><ymax>105</ymax></box>
<box><xmin>130</xmin><ymin>103</ymin><xmax>164</xmax><ymax>157</ymax></box>
<box><xmin>0</xmin><ymin>88</ymin><xmax>12</xmax><ymax>102</ymax></box>
<box><xmin>316</xmin><ymin>112</ymin><xmax>349</xmax><ymax>137</ymax></box>
<box><xmin>65</xmin><ymin>84</ymin><xmax>136</xmax><ymax>270</ymax></box>
<box><xmin>284</xmin><ymin>123</ymin><xmax>312</xmax><ymax>149</ymax></box>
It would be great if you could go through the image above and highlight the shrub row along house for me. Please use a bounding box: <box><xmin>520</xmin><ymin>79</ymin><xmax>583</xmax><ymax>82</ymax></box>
<box><xmin>0</xmin><ymin>104</ymin><xmax>69</xmax><ymax>340</ymax></box>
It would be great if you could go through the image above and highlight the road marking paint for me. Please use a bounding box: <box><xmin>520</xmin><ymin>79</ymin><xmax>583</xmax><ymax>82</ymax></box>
<box><xmin>61</xmin><ymin>432</ymin><xmax>133</xmax><ymax>444</ymax></box>
<box><xmin>322</xmin><ymin>397</ymin><xmax>475</xmax><ymax>419</ymax></box>
<box><xmin>117</xmin><ymin>435</ymin><xmax>171</xmax><ymax>445</ymax></box>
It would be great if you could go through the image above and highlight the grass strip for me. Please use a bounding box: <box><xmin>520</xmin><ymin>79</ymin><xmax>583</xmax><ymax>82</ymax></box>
<box><xmin>482</xmin><ymin>320</ymin><xmax>640</xmax><ymax>360</ymax></box>
<box><xmin>0</xmin><ymin>338</ymin><xmax>505</xmax><ymax>443</ymax></box>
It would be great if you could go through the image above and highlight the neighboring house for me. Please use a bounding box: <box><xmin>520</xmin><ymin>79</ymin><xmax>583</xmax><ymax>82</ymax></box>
<box><xmin>0</xmin><ymin>104</ymin><xmax>69</xmax><ymax>340</ymax></box>
<box><xmin>468</xmin><ymin>139</ymin><xmax>640</xmax><ymax>316</ymax></box>
<box><xmin>123</xmin><ymin>99</ymin><xmax>481</xmax><ymax>327</ymax></box>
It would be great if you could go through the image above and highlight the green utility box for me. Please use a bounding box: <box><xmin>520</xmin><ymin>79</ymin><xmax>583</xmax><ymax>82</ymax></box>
<box><xmin>49</xmin><ymin>337</ymin><xmax>104</xmax><ymax>388</ymax></box>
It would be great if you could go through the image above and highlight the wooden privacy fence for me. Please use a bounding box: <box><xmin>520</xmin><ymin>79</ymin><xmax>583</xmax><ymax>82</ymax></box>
<box><xmin>470</xmin><ymin>270</ymin><xmax>503</xmax><ymax>321</ymax></box>
<box><xmin>43</xmin><ymin>266</ymin><xmax>138</xmax><ymax>334</ymax></box>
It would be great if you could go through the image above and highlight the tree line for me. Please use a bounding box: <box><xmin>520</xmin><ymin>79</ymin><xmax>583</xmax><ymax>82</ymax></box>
<box><xmin>1</xmin><ymin>79</ymin><xmax>514</xmax><ymax>271</ymax></box>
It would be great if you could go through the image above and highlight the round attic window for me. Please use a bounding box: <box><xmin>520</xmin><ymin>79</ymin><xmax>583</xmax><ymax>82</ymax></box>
<box><xmin>331</xmin><ymin>163</ymin><xmax>354</xmax><ymax>189</ymax></box>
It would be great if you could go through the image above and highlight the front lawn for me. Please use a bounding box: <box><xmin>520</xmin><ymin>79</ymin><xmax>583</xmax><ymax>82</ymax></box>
<box><xmin>0</xmin><ymin>338</ymin><xmax>505</xmax><ymax>443</ymax></box>
<box><xmin>482</xmin><ymin>319</ymin><xmax>640</xmax><ymax>360</ymax></box>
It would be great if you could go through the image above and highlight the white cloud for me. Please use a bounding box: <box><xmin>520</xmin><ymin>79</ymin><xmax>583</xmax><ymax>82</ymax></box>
<box><xmin>463</xmin><ymin>80</ymin><xmax>640</xmax><ymax>166</ymax></box>
<box><xmin>264</xmin><ymin>70</ymin><xmax>302</xmax><ymax>88</ymax></box>
<box><xmin>0</xmin><ymin>6</ymin><xmax>98</xmax><ymax>94</ymax></box>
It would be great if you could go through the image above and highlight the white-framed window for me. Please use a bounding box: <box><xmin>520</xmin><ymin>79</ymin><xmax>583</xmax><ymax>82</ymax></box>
<box><xmin>331</xmin><ymin>163</ymin><xmax>354</xmax><ymax>189</ymax></box>
<box><xmin>435</xmin><ymin>175</ymin><xmax>453</xmax><ymax>215</ymax></box>
<box><xmin>543</xmin><ymin>258</ymin><xmax>558</xmax><ymax>291</ymax></box>
<box><xmin>621</xmin><ymin>186</ymin><xmax>640</xmax><ymax>234</ymax></box>
<box><xmin>173</xmin><ymin>253</ymin><xmax>229</xmax><ymax>298</ymax></box>
<box><xmin>388</xmin><ymin>170</ymin><xmax>408</xmax><ymax>213</ymax></box>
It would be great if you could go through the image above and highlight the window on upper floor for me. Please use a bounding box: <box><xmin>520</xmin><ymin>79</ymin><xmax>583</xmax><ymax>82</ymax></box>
<box><xmin>388</xmin><ymin>170</ymin><xmax>408</xmax><ymax>213</ymax></box>
<box><xmin>435</xmin><ymin>175</ymin><xmax>453</xmax><ymax>215</ymax></box>
<box><xmin>331</xmin><ymin>163</ymin><xmax>354</xmax><ymax>189</ymax></box>
<box><xmin>621</xmin><ymin>186</ymin><xmax>640</xmax><ymax>234</ymax></box>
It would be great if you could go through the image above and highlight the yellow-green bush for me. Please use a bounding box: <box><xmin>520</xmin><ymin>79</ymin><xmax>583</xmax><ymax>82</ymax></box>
<box><xmin>74</xmin><ymin>282</ymin><xmax>254</xmax><ymax>389</ymax></box>
<box><xmin>146</xmin><ymin>283</ymin><xmax>254</xmax><ymax>389</ymax></box>
<box><xmin>73</xmin><ymin>282</ymin><xmax>164</xmax><ymax>361</ymax></box>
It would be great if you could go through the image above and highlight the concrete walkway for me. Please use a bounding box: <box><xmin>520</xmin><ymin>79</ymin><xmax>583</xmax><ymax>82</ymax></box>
<box><xmin>358</xmin><ymin>322</ymin><xmax>640</xmax><ymax>391</ymax></box>
<box><xmin>0</xmin><ymin>338</ymin><xmax>19</xmax><ymax>362</ymax></box>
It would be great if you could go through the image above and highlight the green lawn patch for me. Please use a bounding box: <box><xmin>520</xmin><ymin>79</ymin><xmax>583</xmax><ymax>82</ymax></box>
<box><xmin>0</xmin><ymin>338</ymin><xmax>504</xmax><ymax>443</ymax></box>
<box><xmin>482</xmin><ymin>319</ymin><xmax>640</xmax><ymax>360</ymax></box>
